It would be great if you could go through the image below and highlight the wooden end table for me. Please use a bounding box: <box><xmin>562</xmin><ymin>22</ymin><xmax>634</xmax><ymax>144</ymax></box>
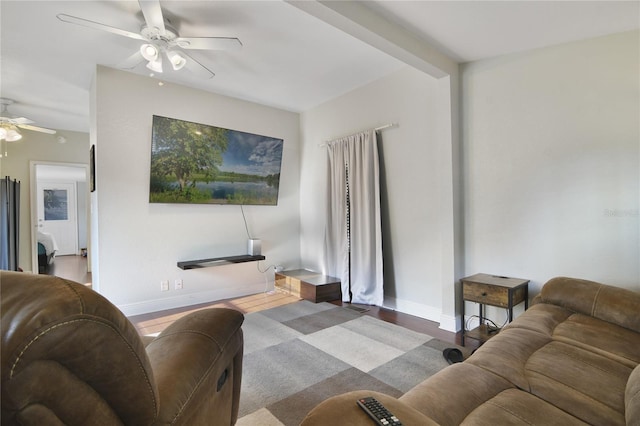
<box><xmin>460</xmin><ymin>273</ymin><xmax>529</xmax><ymax>346</ymax></box>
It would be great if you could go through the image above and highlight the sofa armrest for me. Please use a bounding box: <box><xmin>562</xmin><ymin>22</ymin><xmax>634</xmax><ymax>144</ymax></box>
<box><xmin>145</xmin><ymin>308</ymin><xmax>244</xmax><ymax>425</ymax></box>
<box><xmin>538</xmin><ymin>277</ymin><xmax>640</xmax><ymax>333</ymax></box>
<box><xmin>301</xmin><ymin>390</ymin><xmax>439</xmax><ymax>426</ymax></box>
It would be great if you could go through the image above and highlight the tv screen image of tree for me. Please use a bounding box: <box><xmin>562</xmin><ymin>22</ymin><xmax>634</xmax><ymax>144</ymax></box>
<box><xmin>149</xmin><ymin>115</ymin><xmax>284</xmax><ymax>205</ymax></box>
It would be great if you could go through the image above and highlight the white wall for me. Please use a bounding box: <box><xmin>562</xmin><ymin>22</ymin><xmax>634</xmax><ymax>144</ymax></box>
<box><xmin>300</xmin><ymin>31</ymin><xmax>638</xmax><ymax>332</ymax></box>
<box><xmin>0</xmin><ymin>130</ymin><xmax>89</xmax><ymax>272</ymax></box>
<box><xmin>93</xmin><ymin>67</ymin><xmax>301</xmax><ymax>315</ymax></box>
<box><xmin>76</xmin><ymin>181</ymin><xmax>88</xmax><ymax>249</ymax></box>
<box><xmin>300</xmin><ymin>66</ymin><xmax>453</xmax><ymax>323</ymax></box>
<box><xmin>462</xmin><ymin>29</ymin><xmax>639</xmax><ymax>324</ymax></box>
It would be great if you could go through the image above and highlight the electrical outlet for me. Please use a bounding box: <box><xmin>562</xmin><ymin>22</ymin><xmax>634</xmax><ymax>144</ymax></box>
<box><xmin>161</xmin><ymin>280</ymin><xmax>169</xmax><ymax>291</ymax></box>
<box><xmin>175</xmin><ymin>279</ymin><xmax>183</xmax><ymax>290</ymax></box>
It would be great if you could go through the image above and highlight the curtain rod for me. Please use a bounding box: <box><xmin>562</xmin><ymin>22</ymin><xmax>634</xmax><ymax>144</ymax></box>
<box><xmin>319</xmin><ymin>123</ymin><xmax>399</xmax><ymax>147</ymax></box>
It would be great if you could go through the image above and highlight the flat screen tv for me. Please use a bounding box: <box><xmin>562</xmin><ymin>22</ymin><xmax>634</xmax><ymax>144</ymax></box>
<box><xmin>149</xmin><ymin>115</ymin><xmax>283</xmax><ymax>205</ymax></box>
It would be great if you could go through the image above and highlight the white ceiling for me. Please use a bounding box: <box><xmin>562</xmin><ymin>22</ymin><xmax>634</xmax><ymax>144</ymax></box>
<box><xmin>1</xmin><ymin>1</ymin><xmax>638</xmax><ymax>134</ymax></box>
<box><xmin>366</xmin><ymin>1</ymin><xmax>640</xmax><ymax>63</ymax></box>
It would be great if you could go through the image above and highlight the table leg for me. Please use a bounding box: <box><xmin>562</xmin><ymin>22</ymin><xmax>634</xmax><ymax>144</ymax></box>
<box><xmin>460</xmin><ymin>287</ymin><xmax>465</xmax><ymax>346</ymax></box>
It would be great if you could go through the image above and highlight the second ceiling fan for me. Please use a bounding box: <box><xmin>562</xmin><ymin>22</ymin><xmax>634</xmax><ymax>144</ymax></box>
<box><xmin>57</xmin><ymin>0</ymin><xmax>242</xmax><ymax>79</ymax></box>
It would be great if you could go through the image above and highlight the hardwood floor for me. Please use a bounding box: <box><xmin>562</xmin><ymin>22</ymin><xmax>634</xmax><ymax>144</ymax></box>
<box><xmin>43</xmin><ymin>257</ymin><xmax>474</xmax><ymax>348</ymax></box>
<box><xmin>129</xmin><ymin>290</ymin><xmax>474</xmax><ymax>349</ymax></box>
<box><xmin>129</xmin><ymin>291</ymin><xmax>302</xmax><ymax>335</ymax></box>
<box><xmin>329</xmin><ymin>300</ymin><xmax>474</xmax><ymax>348</ymax></box>
<box><xmin>45</xmin><ymin>255</ymin><xmax>92</xmax><ymax>285</ymax></box>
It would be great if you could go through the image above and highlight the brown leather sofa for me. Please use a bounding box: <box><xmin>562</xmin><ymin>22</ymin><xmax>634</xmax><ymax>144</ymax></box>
<box><xmin>302</xmin><ymin>277</ymin><xmax>640</xmax><ymax>425</ymax></box>
<box><xmin>0</xmin><ymin>271</ymin><xmax>244</xmax><ymax>425</ymax></box>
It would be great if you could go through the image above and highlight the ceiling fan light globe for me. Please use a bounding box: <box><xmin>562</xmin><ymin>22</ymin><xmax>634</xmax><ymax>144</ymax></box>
<box><xmin>0</xmin><ymin>127</ymin><xmax>7</xmax><ymax>140</ymax></box>
<box><xmin>167</xmin><ymin>51</ymin><xmax>187</xmax><ymax>70</ymax></box>
<box><xmin>140</xmin><ymin>43</ymin><xmax>159</xmax><ymax>61</ymax></box>
<box><xmin>6</xmin><ymin>128</ymin><xmax>22</xmax><ymax>142</ymax></box>
<box><xmin>146</xmin><ymin>57</ymin><xmax>163</xmax><ymax>73</ymax></box>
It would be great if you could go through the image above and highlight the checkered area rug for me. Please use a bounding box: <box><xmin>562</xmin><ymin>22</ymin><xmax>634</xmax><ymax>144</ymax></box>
<box><xmin>236</xmin><ymin>300</ymin><xmax>459</xmax><ymax>425</ymax></box>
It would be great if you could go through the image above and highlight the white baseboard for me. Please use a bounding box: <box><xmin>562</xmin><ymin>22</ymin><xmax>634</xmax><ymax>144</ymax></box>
<box><xmin>439</xmin><ymin>313</ymin><xmax>459</xmax><ymax>333</ymax></box>
<box><xmin>382</xmin><ymin>296</ymin><xmax>441</xmax><ymax>324</ymax></box>
<box><xmin>117</xmin><ymin>281</ymin><xmax>265</xmax><ymax>317</ymax></box>
<box><xmin>382</xmin><ymin>296</ymin><xmax>463</xmax><ymax>333</ymax></box>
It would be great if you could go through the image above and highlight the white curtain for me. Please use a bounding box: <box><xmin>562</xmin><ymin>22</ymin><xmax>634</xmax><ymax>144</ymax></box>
<box><xmin>322</xmin><ymin>130</ymin><xmax>383</xmax><ymax>305</ymax></box>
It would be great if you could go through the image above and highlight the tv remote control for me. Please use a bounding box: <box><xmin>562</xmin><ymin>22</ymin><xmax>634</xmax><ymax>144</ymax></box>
<box><xmin>357</xmin><ymin>396</ymin><xmax>403</xmax><ymax>425</ymax></box>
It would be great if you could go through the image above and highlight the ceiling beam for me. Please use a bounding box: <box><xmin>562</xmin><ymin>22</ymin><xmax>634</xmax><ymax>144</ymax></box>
<box><xmin>286</xmin><ymin>0</ymin><xmax>458</xmax><ymax>79</ymax></box>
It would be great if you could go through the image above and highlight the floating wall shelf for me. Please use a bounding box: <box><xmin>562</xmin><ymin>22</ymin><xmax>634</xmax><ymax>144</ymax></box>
<box><xmin>177</xmin><ymin>254</ymin><xmax>265</xmax><ymax>270</ymax></box>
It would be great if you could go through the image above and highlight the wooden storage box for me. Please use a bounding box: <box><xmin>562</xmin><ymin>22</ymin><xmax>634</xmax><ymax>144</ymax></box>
<box><xmin>275</xmin><ymin>269</ymin><xmax>341</xmax><ymax>303</ymax></box>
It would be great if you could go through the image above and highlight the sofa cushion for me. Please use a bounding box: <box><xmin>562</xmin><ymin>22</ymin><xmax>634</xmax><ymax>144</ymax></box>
<box><xmin>465</xmin><ymin>328</ymin><xmax>551</xmax><ymax>391</ymax></box>
<box><xmin>460</xmin><ymin>388</ymin><xmax>588</xmax><ymax>425</ymax></box>
<box><xmin>552</xmin><ymin>313</ymin><xmax>640</xmax><ymax>367</ymax></box>
<box><xmin>502</xmin><ymin>303</ymin><xmax>572</xmax><ymax>337</ymax></box>
<box><xmin>526</xmin><ymin>341</ymin><xmax>630</xmax><ymax>425</ymax></box>
<box><xmin>400</xmin><ymin>363</ymin><xmax>515</xmax><ymax>426</ymax></box>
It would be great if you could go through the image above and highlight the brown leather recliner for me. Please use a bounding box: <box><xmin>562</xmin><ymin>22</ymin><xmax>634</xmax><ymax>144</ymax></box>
<box><xmin>0</xmin><ymin>271</ymin><xmax>244</xmax><ymax>425</ymax></box>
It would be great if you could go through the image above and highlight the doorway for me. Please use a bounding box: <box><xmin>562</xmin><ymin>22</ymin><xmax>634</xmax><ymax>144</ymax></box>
<box><xmin>30</xmin><ymin>162</ymin><xmax>89</xmax><ymax>275</ymax></box>
<box><xmin>37</xmin><ymin>181</ymin><xmax>78</xmax><ymax>255</ymax></box>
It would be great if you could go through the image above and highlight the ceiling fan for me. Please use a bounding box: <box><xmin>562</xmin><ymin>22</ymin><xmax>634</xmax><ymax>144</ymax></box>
<box><xmin>57</xmin><ymin>0</ymin><xmax>242</xmax><ymax>79</ymax></box>
<box><xmin>0</xmin><ymin>99</ymin><xmax>56</xmax><ymax>142</ymax></box>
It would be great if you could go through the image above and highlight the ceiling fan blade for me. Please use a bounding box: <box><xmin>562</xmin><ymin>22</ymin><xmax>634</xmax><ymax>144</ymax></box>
<box><xmin>57</xmin><ymin>14</ymin><xmax>145</xmax><ymax>41</ymax></box>
<box><xmin>181</xmin><ymin>52</ymin><xmax>215</xmax><ymax>79</ymax></box>
<box><xmin>118</xmin><ymin>51</ymin><xmax>145</xmax><ymax>69</ymax></box>
<box><xmin>18</xmin><ymin>124</ymin><xmax>57</xmax><ymax>135</ymax></box>
<box><xmin>10</xmin><ymin>117</ymin><xmax>34</xmax><ymax>125</ymax></box>
<box><xmin>139</xmin><ymin>0</ymin><xmax>165</xmax><ymax>34</ymax></box>
<box><xmin>176</xmin><ymin>37</ymin><xmax>242</xmax><ymax>51</ymax></box>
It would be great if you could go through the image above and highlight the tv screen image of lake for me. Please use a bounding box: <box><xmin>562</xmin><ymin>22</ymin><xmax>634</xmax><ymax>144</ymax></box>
<box><xmin>195</xmin><ymin>180</ymin><xmax>278</xmax><ymax>203</ymax></box>
<box><xmin>149</xmin><ymin>115</ymin><xmax>284</xmax><ymax>206</ymax></box>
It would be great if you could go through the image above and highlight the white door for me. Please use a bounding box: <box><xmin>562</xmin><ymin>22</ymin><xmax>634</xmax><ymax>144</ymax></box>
<box><xmin>37</xmin><ymin>181</ymin><xmax>78</xmax><ymax>255</ymax></box>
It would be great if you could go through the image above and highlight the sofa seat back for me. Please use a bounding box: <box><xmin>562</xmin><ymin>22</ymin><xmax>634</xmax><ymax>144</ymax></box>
<box><xmin>536</xmin><ymin>277</ymin><xmax>640</xmax><ymax>333</ymax></box>
<box><xmin>1</xmin><ymin>272</ymin><xmax>159</xmax><ymax>425</ymax></box>
<box><xmin>1</xmin><ymin>271</ymin><xmax>245</xmax><ymax>426</ymax></box>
